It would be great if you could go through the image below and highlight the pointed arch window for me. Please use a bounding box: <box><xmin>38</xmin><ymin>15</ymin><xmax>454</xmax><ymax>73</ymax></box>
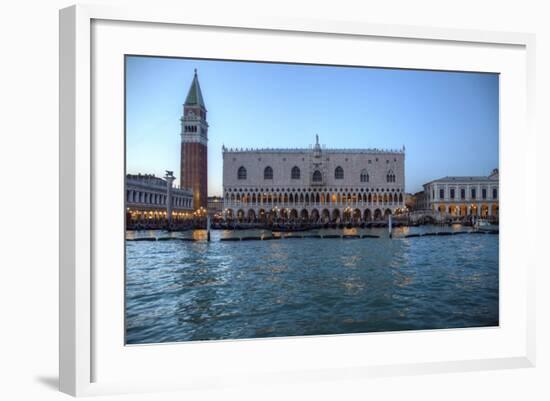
<box><xmin>386</xmin><ymin>170</ymin><xmax>396</xmax><ymax>183</ymax></box>
<box><xmin>237</xmin><ymin>166</ymin><xmax>247</xmax><ymax>180</ymax></box>
<box><xmin>264</xmin><ymin>166</ymin><xmax>273</xmax><ymax>180</ymax></box>
<box><xmin>312</xmin><ymin>170</ymin><xmax>323</xmax><ymax>182</ymax></box>
<box><xmin>334</xmin><ymin>166</ymin><xmax>344</xmax><ymax>180</ymax></box>
<box><xmin>291</xmin><ymin>166</ymin><xmax>300</xmax><ymax>179</ymax></box>
<box><xmin>360</xmin><ymin>169</ymin><xmax>369</xmax><ymax>183</ymax></box>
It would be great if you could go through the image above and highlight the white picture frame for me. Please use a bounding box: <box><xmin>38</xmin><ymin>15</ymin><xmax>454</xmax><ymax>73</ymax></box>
<box><xmin>59</xmin><ymin>4</ymin><xmax>536</xmax><ymax>397</ymax></box>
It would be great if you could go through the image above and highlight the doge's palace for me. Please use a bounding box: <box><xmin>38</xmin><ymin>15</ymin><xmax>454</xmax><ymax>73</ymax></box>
<box><xmin>222</xmin><ymin>135</ymin><xmax>405</xmax><ymax>223</ymax></box>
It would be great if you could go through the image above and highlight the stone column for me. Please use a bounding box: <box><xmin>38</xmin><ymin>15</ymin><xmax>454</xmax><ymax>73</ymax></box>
<box><xmin>164</xmin><ymin>172</ymin><xmax>176</xmax><ymax>225</ymax></box>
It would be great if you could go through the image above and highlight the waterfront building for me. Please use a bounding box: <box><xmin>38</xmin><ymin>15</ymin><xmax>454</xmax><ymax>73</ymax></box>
<box><xmin>412</xmin><ymin>190</ymin><xmax>428</xmax><ymax>211</ymax></box>
<box><xmin>404</xmin><ymin>193</ymin><xmax>415</xmax><ymax>211</ymax></box>
<box><xmin>222</xmin><ymin>135</ymin><xmax>406</xmax><ymax>223</ymax></box>
<box><xmin>207</xmin><ymin>196</ymin><xmax>224</xmax><ymax>220</ymax></box>
<box><xmin>126</xmin><ymin>171</ymin><xmax>194</xmax><ymax>228</ymax></box>
<box><xmin>180</xmin><ymin>70</ymin><xmax>208</xmax><ymax>210</ymax></box>
<box><xmin>422</xmin><ymin>169</ymin><xmax>499</xmax><ymax>218</ymax></box>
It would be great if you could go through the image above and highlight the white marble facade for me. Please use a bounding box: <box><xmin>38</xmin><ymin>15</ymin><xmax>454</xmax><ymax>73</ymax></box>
<box><xmin>422</xmin><ymin>169</ymin><xmax>499</xmax><ymax>218</ymax></box>
<box><xmin>222</xmin><ymin>136</ymin><xmax>405</xmax><ymax>222</ymax></box>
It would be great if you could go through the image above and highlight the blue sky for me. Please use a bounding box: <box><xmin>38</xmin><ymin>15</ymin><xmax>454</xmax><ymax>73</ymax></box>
<box><xmin>126</xmin><ymin>56</ymin><xmax>499</xmax><ymax>195</ymax></box>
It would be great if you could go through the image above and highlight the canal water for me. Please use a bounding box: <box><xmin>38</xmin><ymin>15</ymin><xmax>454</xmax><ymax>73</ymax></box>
<box><xmin>125</xmin><ymin>225</ymin><xmax>499</xmax><ymax>344</ymax></box>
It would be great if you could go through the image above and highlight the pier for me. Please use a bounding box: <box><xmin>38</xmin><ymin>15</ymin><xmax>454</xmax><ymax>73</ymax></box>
<box><xmin>126</xmin><ymin>227</ymin><xmax>497</xmax><ymax>242</ymax></box>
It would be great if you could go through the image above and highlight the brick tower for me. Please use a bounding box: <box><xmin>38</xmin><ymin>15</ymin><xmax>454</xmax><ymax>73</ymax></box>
<box><xmin>180</xmin><ymin>69</ymin><xmax>208</xmax><ymax>211</ymax></box>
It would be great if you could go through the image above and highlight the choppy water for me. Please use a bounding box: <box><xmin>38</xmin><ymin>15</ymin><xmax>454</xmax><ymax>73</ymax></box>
<box><xmin>125</xmin><ymin>225</ymin><xmax>499</xmax><ymax>344</ymax></box>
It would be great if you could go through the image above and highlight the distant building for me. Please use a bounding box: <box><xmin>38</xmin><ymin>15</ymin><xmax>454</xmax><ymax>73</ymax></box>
<box><xmin>422</xmin><ymin>169</ymin><xmax>499</xmax><ymax>217</ymax></box>
<box><xmin>180</xmin><ymin>70</ymin><xmax>208</xmax><ymax>210</ymax></box>
<box><xmin>411</xmin><ymin>190</ymin><xmax>428</xmax><ymax>211</ymax></box>
<box><xmin>126</xmin><ymin>172</ymin><xmax>194</xmax><ymax>227</ymax></box>
<box><xmin>222</xmin><ymin>135</ymin><xmax>406</xmax><ymax>222</ymax></box>
<box><xmin>404</xmin><ymin>193</ymin><xmax>415</xmax><ymax>211</ymax></box>
<box><xmin>207</xmin><ymin>196</ymin><xmax>224</xmax><ymax>219</ymax></box>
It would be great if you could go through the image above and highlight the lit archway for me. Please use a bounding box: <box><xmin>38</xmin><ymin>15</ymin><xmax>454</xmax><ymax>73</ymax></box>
<box><xmin>364</xmin><ymin>209</ymin><xmax>372</xmax><ymax>221</ymax></box>
<box><xmin>481</xmin><ymin>204</ymin><xmax>489</xmax><ymax>217</ymax></box>
<box><xmin>343</xmin><ymin>208</ymin><xmax>352</xmax><ymax>222</ymax></box>
<box><xmin>237</xmin><ymin>209</ymin><xmax>245</xmax><ymax>222</ymax></box>
<box><xmin>311</xmin><ymin>209</ymin><xmax>320</xmax><ymax>222</ymax></box>
<box><xmin>258</xmin><ymin>209</ymin><xmax>266</xmax><ymax>223</ymax></box>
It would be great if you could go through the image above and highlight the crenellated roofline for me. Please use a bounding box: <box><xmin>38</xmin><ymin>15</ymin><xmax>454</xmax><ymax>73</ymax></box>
<box><xmin>222</xmin><ymin>135</ymin><xmax>405</xmax><ymax>155</ymax></box>
<box><xmin>222</xmin><ymin>146</ymin><xmax>405</xmax><ymax>155</ymax></box>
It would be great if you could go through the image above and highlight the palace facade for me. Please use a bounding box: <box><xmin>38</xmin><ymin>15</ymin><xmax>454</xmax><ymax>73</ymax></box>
<box><xmin>126</xmin><ymin>172</ymin><xmax>194</xmax><ymax>228</ymax></box>
<box><xmin>222</xmin><ymin>136</ymin><xmax>406</xmax><ymax>223</ymax></box>
<box><xmin>422</xmin><ymin>169</ymin><xmax>499</xmax><ymax>218</ymax></box>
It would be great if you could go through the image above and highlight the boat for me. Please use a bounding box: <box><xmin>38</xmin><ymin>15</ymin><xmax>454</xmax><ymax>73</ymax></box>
<box><xmin>474</xmin><ymin>218</ymin><xmax>498</xmax><ymax>233</ymax></box>
<box><xmin>271</xmin><ymin>224</ymin><xmax>309</xmax><ymax>233</ymax></box>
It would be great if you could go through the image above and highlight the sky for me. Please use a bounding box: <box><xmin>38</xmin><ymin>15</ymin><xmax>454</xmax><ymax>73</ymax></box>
<box><xmin>126</xmin><ymin>56</ymin><xmax>499</xmax><ymax>195</ymax></box>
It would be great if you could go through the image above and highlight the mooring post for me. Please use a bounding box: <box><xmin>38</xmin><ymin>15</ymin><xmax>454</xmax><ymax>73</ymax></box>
<box><xmin>164</xmin><ymin>171</ymin><xmax>176</xmax><ymax>228</ymax></box>
<box><xmin>389</xmin><ymin>214</ymin><xmax>393</xmax><ymax>239</ymax></box>
<box><xmin>207</xmin><ymin>215</ymin><xmax>211</xmax><ymax>242</ymax></box>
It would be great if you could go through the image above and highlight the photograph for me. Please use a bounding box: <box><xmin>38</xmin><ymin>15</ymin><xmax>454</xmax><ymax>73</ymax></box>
<box><xmin>124</xmin><ymin>56</ymin><xmax>499</xmax><ymax>345</ymax></box>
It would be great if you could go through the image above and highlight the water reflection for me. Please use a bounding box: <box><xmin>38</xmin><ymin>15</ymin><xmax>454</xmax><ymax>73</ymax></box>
<box><xmin>126</xmin><ymin>226</ymin><xmax>499</xmax><ymax>344</ymax></box>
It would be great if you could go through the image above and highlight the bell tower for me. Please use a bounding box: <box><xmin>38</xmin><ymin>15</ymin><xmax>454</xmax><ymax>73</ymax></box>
<box><xmin>180</xmin><ymin>69</ymin><xmax>208</xmax><ymax>210</ymax></box>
